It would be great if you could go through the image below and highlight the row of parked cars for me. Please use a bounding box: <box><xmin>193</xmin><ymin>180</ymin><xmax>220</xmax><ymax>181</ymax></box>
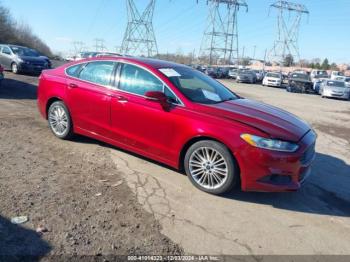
<box><xmin>259</xmin><ymin>69</ymin><xmax>350</xmax><ymax>100</ymax></box>
<box><xmin>194</xmin><ymin>64</ymin><xmax>350</xmax><ymax>100</ymax></box>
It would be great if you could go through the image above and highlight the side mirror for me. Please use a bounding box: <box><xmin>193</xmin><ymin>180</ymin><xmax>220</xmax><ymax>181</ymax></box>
<box><xmin>145</xmin><ymin>91</ymin><xmax>171</xmax><ymax>111</ymax></box>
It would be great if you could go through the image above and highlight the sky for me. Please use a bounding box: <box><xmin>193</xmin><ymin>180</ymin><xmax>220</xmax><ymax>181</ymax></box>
<box><xmin>1</xmin><ymin>0</ymin><xmax>349</xmax><ymax>63</ymax></box>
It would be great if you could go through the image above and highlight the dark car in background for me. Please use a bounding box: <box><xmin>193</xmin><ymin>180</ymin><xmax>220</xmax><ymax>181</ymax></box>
<box><xmin>205</xmin><ymin>67</ymin><xmax>224</xmax><ymax>79</ymax></box>
<box><xmin>0</xmin><ymin>44</ymin><xmax>50</xmax><ymax>74</ymax></box>
<box><xmin>286</xmin><ymin>73</ymin><xmax>313</xmax><ymax>93</ymax></box>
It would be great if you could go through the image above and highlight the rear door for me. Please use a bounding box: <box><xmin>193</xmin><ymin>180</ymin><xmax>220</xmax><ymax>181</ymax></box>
<box><xmin>66</xmin><ymin>61</ymin><xmax>116</xmax><ymax>138</ymax></box>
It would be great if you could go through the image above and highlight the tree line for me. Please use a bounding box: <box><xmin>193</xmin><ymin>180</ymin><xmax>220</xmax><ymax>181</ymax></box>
<box><xmin>0</xmin><ymin>2</ymin><xmax>52</xmax><ymax>56</ymax></box>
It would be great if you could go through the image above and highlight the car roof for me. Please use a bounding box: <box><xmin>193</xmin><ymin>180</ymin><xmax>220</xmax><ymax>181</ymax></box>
<box><xmin>80</xmin><ymin>56</ymin><xmax>189</xmax><ymax>69</ymax></box>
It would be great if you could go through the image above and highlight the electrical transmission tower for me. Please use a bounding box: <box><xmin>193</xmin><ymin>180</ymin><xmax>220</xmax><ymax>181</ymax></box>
<box><xmin>268</xmin><ymin>1</ymin><xmax>309</xmax><ymax>65</ymax></box>
<box><xmin>121</xmin><ymin>0</ymin><xmax>158</xmax><ymax>57</ymax></box>
<box><xmin>199</xmin><ymin>0</ymin><xmax>248</xmax><ymax>65</ymax></box>
<box><xmin>94</xmin><ymin>38</ymin><xmax>106</xmax><ymax>52</ymax></box>
<box><xmin>72</xmin><ymin>41</ymin><xmax>85</xmax><ymax>55</ymax></box>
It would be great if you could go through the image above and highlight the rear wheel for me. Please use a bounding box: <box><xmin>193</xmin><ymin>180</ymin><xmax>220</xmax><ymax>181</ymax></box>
<box><xmin>184</xmin><ymin>140</ymin><xmax>239</xmax><ymax>195</ymax></box>
<box><xmin>48</xmin><ymin>101</ymin><xmax>74</xmax><ymax>139</ymax></box>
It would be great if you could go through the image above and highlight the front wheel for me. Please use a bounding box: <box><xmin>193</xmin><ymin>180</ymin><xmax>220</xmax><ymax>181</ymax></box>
<box><xmin>11</xmin><ymin>63</ymin><xmax>19</xmax><ymax>74</ymax></box>
<box><xmin>184</xmin><ymin>140</ymin><xmax>239</xmax><ymax>195</ymax></box>
<box><xmin>48</xmin><ymin>101</ymin><xmax>74</xmax><ymax>139</ymax></box>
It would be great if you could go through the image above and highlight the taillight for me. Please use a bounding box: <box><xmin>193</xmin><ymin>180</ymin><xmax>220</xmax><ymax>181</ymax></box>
<box><xmin>0</xmin><ymin>66</ymin><xmax>4</xmax><ymax>73</ymax></box>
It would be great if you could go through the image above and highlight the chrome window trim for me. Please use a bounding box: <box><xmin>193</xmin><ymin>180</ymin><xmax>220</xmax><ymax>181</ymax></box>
<box><xmin>117</xmin><ymin>61</ymin><xmax>185</xmax><ymax>107</ymax></box>
<box><xmin>64</xmin><ymin>61</ymin><xmax>119</xmax><ymax>91</ymax></box>
<box><xmin>64</xmin><ymin>59</ymin><xmax>185</xmax><ymax>107</ymax></box>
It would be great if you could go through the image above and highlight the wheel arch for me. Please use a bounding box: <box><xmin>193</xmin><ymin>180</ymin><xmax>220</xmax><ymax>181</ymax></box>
<box><xmin>179</xmin><ymin>136</ymin><xmax>240</xmax><ymax>171</ymax></box>
<box><xmin>45</xmin><ymin>97</ymin><xmax>63</xmax><ymax>119</ymax></box>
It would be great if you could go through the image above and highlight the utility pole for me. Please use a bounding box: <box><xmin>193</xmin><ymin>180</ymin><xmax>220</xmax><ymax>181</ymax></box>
<box><xmin>72</xmin><ymin>41</ymin><xmax>85</xmax><ymax>56</ymax></box>
<box><xmin>121</xmin><ymin>0</ymin><xmax>158</xmax><ymax>57</ymax></box>
<box><xmin>94</xmin><ymin>38</ymin><xmax>106</xmax><ymax>52</ymax></box>
<box><xmin>268</xmin><ymin>1</ymin><xmax>309</xmax><ymax>65</ymax></box>
<box><xmin>199</xmin><ymin>0</ymin><xmax>248</xmax><ymax>65</ymax></box>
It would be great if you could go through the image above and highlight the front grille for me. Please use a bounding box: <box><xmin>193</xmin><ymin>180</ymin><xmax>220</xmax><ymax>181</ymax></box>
<box><xmin>301</xmin><ymin>143</ymin><xmax>315</xmax><ymax>165</ymax></box>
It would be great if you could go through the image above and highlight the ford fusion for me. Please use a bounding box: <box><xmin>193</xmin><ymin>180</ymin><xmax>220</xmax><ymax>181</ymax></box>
<box><xmin>37</xmin><ymin>57</ymin><xmax>316</xmax><ymax>195</ymax></box>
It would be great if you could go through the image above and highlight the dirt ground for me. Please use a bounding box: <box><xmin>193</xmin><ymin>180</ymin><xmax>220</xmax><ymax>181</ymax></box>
<box><xmin>0</xmin><ymin>73</ymin><xmax>183</xmax><ymax>259</ymax></box>
<box><xmin>0</xmin><ymin>71</ymin><xmax>350</xmax><ymax>259</ymax></box>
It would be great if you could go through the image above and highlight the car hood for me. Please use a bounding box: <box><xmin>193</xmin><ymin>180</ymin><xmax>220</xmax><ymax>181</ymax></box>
<box><xmin>196</xmin><ymin>99</ymin><xmax>310</xmax><ymax>142</ymax></box>
<box><xmin>18</xmin><ymin>56</ymin><xmax>47</xmax><ymax>63</ymax></box>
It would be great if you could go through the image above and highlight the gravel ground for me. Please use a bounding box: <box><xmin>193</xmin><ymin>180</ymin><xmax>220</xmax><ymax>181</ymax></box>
<box><xmin>0</xmin><ymin>72</ymin><xmax>183</xmax><ymax>259</ymax></box>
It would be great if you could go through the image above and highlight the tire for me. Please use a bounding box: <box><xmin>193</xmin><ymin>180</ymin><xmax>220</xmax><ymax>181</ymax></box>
<box><xmin>48</xmin><ymin>101</ymin><xmax>74</xmax><ymax>140</ymax></box>
<box><xmin>184</xmin><ymin>140</ymin><xmax>239</xmax><ymax>195</ymax></box>
<box><xmin>11</xmin><ymin>63</ymin><xmax>19</xmax><ymax>74</ymax></box>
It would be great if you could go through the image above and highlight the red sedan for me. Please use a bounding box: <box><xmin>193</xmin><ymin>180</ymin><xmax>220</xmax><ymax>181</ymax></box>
<box><xmin>37</xmin><ymin>57</ymin><xmax>316</xmax><ymax>195</ymax></box>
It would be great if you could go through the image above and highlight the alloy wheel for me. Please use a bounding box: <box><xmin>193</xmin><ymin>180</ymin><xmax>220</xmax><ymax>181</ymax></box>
<box><xmin>48</xmin><ymin>105</ymin><xmax>69</xmax><ymax>136</ymax></box>
<box><xmin>189</xmin><ymin>147</ymin><xmax>228</xmax><ymax>190</ymax></box>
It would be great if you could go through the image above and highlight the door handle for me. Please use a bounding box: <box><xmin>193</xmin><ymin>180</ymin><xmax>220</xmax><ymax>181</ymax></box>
<box><xmin>68</xmin><ymin>83</ymin><xmax>78</xmax><ymax>89</ymax></box>
<box><xmin>115</xmin><ymin>95</ymin><xmax>128</xmax><ymax>103</ymax></box>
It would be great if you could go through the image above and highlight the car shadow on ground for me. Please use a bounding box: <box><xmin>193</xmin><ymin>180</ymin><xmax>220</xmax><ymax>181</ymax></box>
<box><xmin>225</xmin><ymin>152</ymin><xmax>350</xmax><ymax>217</ymax></box>
<box><xmin>71</xmin><ymin>135</ymin><xmax>350</xmax><ymax>218</ymax></box>
<box><xmin>0</xmin><ymin>78</ymin><xmax>37</xmax><ymax>100</ymax></box>
<box><xmin>0</xmin><ymin>216</ymin><xmax>51</xmax><ymax>260</ymax></box>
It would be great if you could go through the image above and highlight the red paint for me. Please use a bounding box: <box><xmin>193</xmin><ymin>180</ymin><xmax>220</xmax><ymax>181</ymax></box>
<box><xmin>37</xmin><ymin>57</ymin><xmax>316</xmax><ymax>192</ymax></box>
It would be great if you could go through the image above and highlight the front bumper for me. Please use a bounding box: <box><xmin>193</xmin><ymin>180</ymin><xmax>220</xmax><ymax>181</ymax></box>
<box><xmin>323</xmin><ymin>91</ymin><xmax>349</xmax><ymax>100</ymax></box>
<box><xmin>19</xmin><ymin>63</ymin><xmax>48</xmax><ymax>73</ymax></box>
<box><xmin>236</xmin><ymin>130</ymin><xmax>316</xmax><ymax>192</ymax></box>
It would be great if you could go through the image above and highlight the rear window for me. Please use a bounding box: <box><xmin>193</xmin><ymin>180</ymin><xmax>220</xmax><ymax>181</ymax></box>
<box><xmin>66</xmin><ymin>64</ymin><xmax>83</xmax><ymax>77</ymax></box>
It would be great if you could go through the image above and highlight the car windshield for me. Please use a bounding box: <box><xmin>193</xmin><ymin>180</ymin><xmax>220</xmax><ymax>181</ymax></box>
<box><xmin>291</xmin><ymin>73</ymin><xmax>309</xmax><ymax>80</ymax></box>
<box><xmin>11</xmin><ymin>47</ymin><xmax>39</xmax><ymax>57</ymax></box>
<box><xmin>240</xmin><ymin>70</ymin><xmax>252</xmax><ymax>75</ymax></box>
<box><xmin>160</xmin><ymin>67</ymin><xmax>238</xmax><ymax>104</ymax></box>
<box><xmin>266</xmin><ymin>73</ymin><xmax>280</xmax><ymax>78</ymax></box>
<box><xmin>327</xmin><ymin>81</ymin><xmax>345</xmax><ymax>88</ymax></box>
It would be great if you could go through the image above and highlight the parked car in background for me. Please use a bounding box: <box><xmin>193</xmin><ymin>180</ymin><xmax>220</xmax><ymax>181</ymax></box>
<box><xmin>319</xmin><ymin>80</ymin><xmax>350</xmax><ymax>100</ymax></box>
<box><xmin>253</xmin><ymin>70</ymin><xmax>264</xmax><ymax>82</ymax></box>
<box><xmin>262</xmin><ymin>72</ymin><xmax>283</xmax><ymax>87</ymax></box>
<box><xmin>0</xmin><ymin>44</ymin><xmax>50</xmax><ymax>74</ymax></box>
<box><xmin>310</xmin><ymin>70</ymin><xmax>328</xmax><ymax>83</ymax></box>
<box><xmin>345</xmin><ymin>77</ymin><xmax>350</xmax><ymax>88</ymax></box>
<box><xmin>205</xmin><ymin>67</ymin><xmax>224</xmax><ymax>79</ymax></box>
<box><xmin>0</xmin><ymin>63</ymin><xmax>4</xmax><ymax>87</ymax></box>
<box><xmin>228</xmin><ymin>68</ymin><xmax>239</xmax><ymax>79</ymax></box>
<box><xmin>37</xmin><ymin>56</ymin><xmax>316</xmax><ymax>194</ymax></box>
<box><xmin>237</xmin><ymin>70</ymin><xmax>257</xmax><ymax>83</ymax></box>
<box><xmin>286</xmin><ymin>73</ymin><xmax>313</xmax><ymax>93</ymax></box>
<box><xmin>74</xmin><ymin>52</ymin><xmax>99</xmax><ymax>61</ymax></box>
<box><xmin>219</xmin><ymin>67</ymin><xmax>230</xmax><ymax>79</ymax></box>
<box><xmin>330</xmin><ymin>71</ymin><xmax>345</xmax><ymax>80</ymax></box>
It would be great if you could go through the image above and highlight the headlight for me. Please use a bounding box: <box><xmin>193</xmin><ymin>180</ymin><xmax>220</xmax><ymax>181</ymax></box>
<box><xmin>18</xmin><ymin>58</ymin><xmax>24</xmax><ymax>63</ymax></box>
<box><xmin>241</xmin><ymin>134</ymin><xmax>299</xmax><ymax>152</ymax></box>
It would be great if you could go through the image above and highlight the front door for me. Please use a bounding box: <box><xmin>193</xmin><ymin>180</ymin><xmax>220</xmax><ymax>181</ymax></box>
<box><xmin>110</xmin><ymin>63</ymin><xmax>181</xmax><ymax>163</ymax></box>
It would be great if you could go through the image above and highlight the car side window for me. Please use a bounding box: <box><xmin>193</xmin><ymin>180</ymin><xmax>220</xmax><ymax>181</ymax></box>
<box><xmin>164</xmin><ymin>87</ymin><xmax>180</xmax><ymax>104</ymax></box>
<box><xmin>2</xmin><ymin>47</ymin><xmax>11</xmax><ymax>55</ymax></box>
<box><xmin>66</xmin><ymin>64</ymin><xmax>83</xmax><ymax>77</ymax></box>
<box><xmin>119</xmin><ymin>64</ymin><xmax>163</xmax><ymax>96</ymax></box>
<box><xmin>78</xmin><ymin>61</ymin><xmax>115</xmax><ymax>86</ymax></box>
